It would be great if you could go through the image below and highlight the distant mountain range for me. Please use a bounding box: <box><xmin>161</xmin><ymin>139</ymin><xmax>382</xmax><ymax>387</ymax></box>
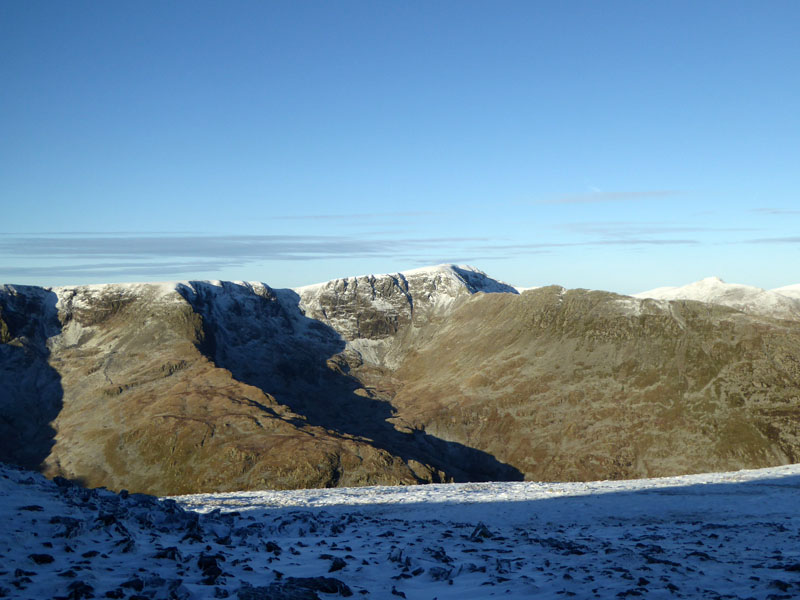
<box><xmin>633</xmin><ymin>276</ymin><xmax>800</xmax><ymax>320</ymax></box>
<box><xmin>2</xmin><ymin>265</ymin><xmax>799</xmax><ymax>494</ymax></box>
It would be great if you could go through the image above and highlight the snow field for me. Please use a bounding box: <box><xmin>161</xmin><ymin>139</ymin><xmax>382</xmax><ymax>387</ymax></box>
<box><xmin>2</xmin><ymin>464</ymin><xmax>800</xmax><ymax>599</ymax></box>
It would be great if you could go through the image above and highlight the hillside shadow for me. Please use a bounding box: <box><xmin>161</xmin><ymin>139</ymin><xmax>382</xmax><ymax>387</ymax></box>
<box><xmin>177</xmin><ymin>282</ymin><xmax>522</xmax><ymax>483</ymax></box>
<box><xmin>0</xmin><ymin>287</ymin><xmax>64</xmax><ymax>471</ymax></box>
<box><xmin>451</xmin><ymin>265</ymin><xmax>519</xmax><ymax>294</ymax></box>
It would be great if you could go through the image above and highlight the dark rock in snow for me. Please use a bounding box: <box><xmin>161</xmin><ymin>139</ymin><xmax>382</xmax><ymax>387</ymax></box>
<box><xmin>276</xmin><ymin>576</ymin><xmax>353</xmax><ymax>597</ymax></box>
<box><xmin>685</xmin><ymin>550</ymin><xmax>715</xmax><ymax>561</ymax></box>
<box><xmin>237</xmin><ymin>583</ymin><xmax>318</xmax><ymax>600</ymax></box>
<box><xmin>429</xmin><ymin>566</ymin><xmax>453</xmax><ymax>581</ymax></box>
<box><xmin>65</xmin><ymin>580</ymin><xmax>95</xmax><ymax>599</ymax></box>
<box><xmin>154</xmin><ymin>546</ymin><xmax>182</xmax><ymax>560</ymax></box>
<box><xmin>169</xmin><ymin>582</ymin><xmax>193</xmax><ymax>600</ymax></box>
<box><xmin>425</xmin><ymin>546</ymin><xmax>453</xmax><ymax>563</ymax></box>
<box><xmin>15</xmin><ymin>568</ymin><xmax>36</xmax><ymax>577</ymax></box>
<box><xmin>770</xmin><ymin>579</ymin><xmax>793</xmax><ymax>592</ymax></box>
<box><xmin>29</xmin><ymin>553</ymin><xmax>55</xmax><ymax>564</ymax></box>
<box><xmin>469</xmin><ymin>522</ymin><xmax>493</xmax><ymax>540</ymax></box>
<box><xmin>120</xmin><ymin>576</ymin><xmax>144</xmax><ymax>591</ymax></box>
<box><xmin>329</xmin><ymin>557</ymin><xmax>347</xmax><ymax>572</ymax></box>
<box><xmin>198</xmin><ymin>552</ymin><xmax>225</xmax><ymax>584</ymax></box>
<box><xmin>50</xmin><ymin>515</ymin><xmax>82</xmax><ymax>538</ymax></box>
<box><xmin>265</xmin><ymin>541</ymin><xmax>282</xmax><ymax>555</ymax></box>
<box><xmin>57</xmin><ymin>569</ymin><xmax>78</xmax><ymax>578</ymax></box>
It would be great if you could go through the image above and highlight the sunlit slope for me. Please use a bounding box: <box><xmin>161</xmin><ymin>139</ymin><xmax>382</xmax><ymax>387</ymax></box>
<box><xmin>391</xmin><ymin>286</ymin><xmax>800</xmax><ymax>481</ymax></box>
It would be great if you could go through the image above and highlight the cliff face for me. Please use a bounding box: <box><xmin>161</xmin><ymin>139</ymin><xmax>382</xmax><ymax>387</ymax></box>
<box><xmin>1</xmin><ymin>266</ymin><xmax>799</xmax><ymax>494</ymax></box>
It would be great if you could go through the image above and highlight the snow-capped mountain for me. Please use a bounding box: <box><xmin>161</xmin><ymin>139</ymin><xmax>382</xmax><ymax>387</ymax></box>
<box><xmin>296</xmin><ymin>263</ymin><xmax>518</xmax><ymax>297</ymax></box>
<box><xmin>633</xmin><ymin>276</ymin><xmax>800</xmax><ymax>320</ymax></box>
<box><xmin>293</xmin><ymin>264</ymin><xmax>517</xmax><ymax>367</ymax></box>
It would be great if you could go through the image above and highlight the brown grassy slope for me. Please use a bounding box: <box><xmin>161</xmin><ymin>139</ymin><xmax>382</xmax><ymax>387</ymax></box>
<box><xmin>389</xmin><ymin>287</ymin><xmax>800</xmax><ymax>481</ymax></box>
<box><xmin>38</xmin><ymin>285</ymin><xmax>434</xmax><ymax>495</ymax></box>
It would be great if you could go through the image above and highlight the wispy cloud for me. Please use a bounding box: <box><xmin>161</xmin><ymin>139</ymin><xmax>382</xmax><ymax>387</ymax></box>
<box><xmin>271</xmin><ymin>211</ymin><xmax>439</xmax><ymax>221</ymax></box>
<box><xmin>0</xmin><ymin>260</ymin><xmax>245</xmax><ymax>279</ymax></box>
<box><xmin>751</xmin><ymin>208</ymin><xmax>800</xmax><ymax>216</ymax></box>
<box><xmin>745</xmin><ymin>236</ymin><xmax>800</xmax><ymax>244</ymax></box>
<box><xmin>592</xmin><ymin>239</ymin><xmax>698</xmax><ymax>246</ymax></box>
<box><xmin>540</xmin><ymin>190</ymin><xmax>682</xmax><ymax>205</ymax></box>
<box><xmin>560</xmin><ymin>222</ymin><xmax>756</xmax><ymax>237</ymax></box>
<box><xmin>0</xmin><ymin>234</ymin><xmax>488</xmax><ymax>261</ymax></box>
<box><xmin>0</xmin><ymin>231</ymin><xmax>201</xmax><ymax>236</ymax></box>
<box><xmin>0</xmin><ymin>232</ymin><xmax>709</xmax><ymax>260</ymax></box>
<box><xmin>465</xmin><ymin>239</ymin><xmax>699</xmax><ymax>250</ymax></box>
<box><xmin>0</xmin><ymin>230</ymin><xmax>704</xmax><ymax>283</ymax></box>
<box><xmin>0</xmin><ymin>234</ymin><xmax>370</xmax><ymax>260</ymax></box>
<box><xmin>0</xmin><ymin>234</ymin><xmax>497</xmax><ymax>281</ymax></box>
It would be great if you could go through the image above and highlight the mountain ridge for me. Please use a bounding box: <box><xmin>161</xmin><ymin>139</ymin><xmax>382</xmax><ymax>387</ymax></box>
<box><xmin>5</xmin><ymin>264</ymin><xmax>799</xmax><ymax>321</ymax></box>
<box><xmin>2</xmin><ymin>265</ymin><xmax>800</xmax><ymax>494</ymax></box>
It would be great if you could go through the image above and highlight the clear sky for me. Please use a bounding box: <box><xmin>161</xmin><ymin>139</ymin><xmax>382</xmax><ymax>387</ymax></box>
<box><xmin>1</xmin><ymin>1</ymin><xmax>798</xmax><ymax>294</ymax></box>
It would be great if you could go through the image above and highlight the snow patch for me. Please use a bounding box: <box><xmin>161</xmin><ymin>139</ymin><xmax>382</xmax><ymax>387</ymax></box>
<box><xmin>772</xmin><ymin>283</ymin><xmax>800</xmax><ymax>300</ymax></box>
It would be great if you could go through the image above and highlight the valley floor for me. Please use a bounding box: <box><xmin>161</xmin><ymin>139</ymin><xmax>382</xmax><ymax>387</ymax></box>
<box><xmin>2</xmin><ymin>464</ymin><xmax>800</xmax><ymax>599</ymax></box>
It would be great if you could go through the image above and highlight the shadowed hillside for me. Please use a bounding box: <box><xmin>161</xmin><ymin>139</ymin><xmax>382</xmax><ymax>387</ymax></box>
<box><xmin>0</xmin><ymin>286</ymin><xmax>62</xmax><ymax>469</ymax></box>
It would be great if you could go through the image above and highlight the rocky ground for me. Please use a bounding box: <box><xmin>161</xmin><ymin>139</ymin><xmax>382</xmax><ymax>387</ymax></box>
<box><xmin>3</xmin><ymin>462</ymin><xmax>800</xmax><ymax>599</ymax></box>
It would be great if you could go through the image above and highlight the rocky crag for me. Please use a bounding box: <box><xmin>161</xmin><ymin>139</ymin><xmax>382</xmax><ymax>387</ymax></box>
<box><xmin>1</xmin><ymin>265</ymin><xmax>799</xmax><ymax>494</ymax></box>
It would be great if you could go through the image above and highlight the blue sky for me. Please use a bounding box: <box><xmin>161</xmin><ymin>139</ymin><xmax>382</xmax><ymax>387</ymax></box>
<box><xmin>1</xmin><ymin>1</ymin><xmax>798</xmax><ymax>293</ymax></box>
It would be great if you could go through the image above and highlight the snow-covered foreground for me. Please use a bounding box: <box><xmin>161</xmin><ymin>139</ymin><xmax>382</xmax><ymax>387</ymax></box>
<box><xmin>2</xmin><ymin>465</ymin><xmax>800</xmax><ymax>599</ymax></box>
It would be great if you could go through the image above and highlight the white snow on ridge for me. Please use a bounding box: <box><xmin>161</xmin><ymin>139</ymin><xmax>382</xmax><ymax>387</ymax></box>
<box><xmin>398</xmin><ymin>264</ymin><xmax>479</xmax><ymax>277</ymax></box>
<box><xmin>293</xmin><ymin>263</ymin><xmax>518</xmax><ymax>295</ymax></box>
<box><xmin>6</xmin><ymin>268</ymin><xmax>800</xmax><ymax>322</ymax></box>
<box><xmin>51</xmin><ymin>281</ymin><xmax>185</xmax><ymax>311</ymax></box>
<box><xmin>773</xmin><ymin>283</ymin><xmax>800</xmax><ymax>300</ymax></box>
<box><xmin>633</xmin><ymin>276</ymin><xmax>800</xmax><ymax>320</ymax></box>
<box><xmin>51</xmin><ymin>281</ymin><xmax>184</xmax><ymax>295</ymax></box>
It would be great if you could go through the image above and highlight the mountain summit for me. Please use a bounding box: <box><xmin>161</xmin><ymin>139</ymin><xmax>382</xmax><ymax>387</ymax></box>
<box><xmin>634</xmin><ymin>276</ymin><xmax>800</xmax><ymax>320</ymax></box>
